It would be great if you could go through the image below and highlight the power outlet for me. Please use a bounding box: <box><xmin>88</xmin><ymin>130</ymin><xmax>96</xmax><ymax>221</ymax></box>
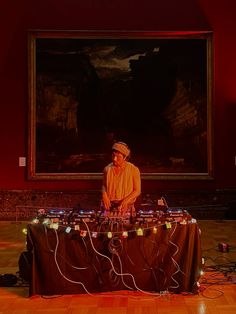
<box><xmin>19</xmin><ymin>157</ymin><xmax>26</xmax><ymax>167</ymax></box>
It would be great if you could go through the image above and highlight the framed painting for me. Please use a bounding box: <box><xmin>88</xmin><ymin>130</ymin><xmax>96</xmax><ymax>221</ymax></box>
<box><xmin>28</xmin><ymin>30</ymin><xmax>213</xmax><ymax>180</ymax></box>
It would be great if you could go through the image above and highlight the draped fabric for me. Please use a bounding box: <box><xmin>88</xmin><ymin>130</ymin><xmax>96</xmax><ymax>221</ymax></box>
<box><xmin>27</xmin><ymin>222</ymin><xmax>202</xmax><ymax>296</ymax></box>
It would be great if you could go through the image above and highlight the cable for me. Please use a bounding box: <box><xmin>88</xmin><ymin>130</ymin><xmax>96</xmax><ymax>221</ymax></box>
<box><xmin>28</xmin><ymin>218</ymin><xmax>202</xmax><ymax>297</ymax></box>
<box><xmin>43</xmin><ymin>224</ymin><xmax>91</xmax><ymax>271</ymax></box>
<box><xmin>53</xmin><ymin>229</ymin><xmax>93</xmax><ymax>295</ymax></box>
<box><xmin>83</xmin><ymin>220</ymin><xmax>164</xmax><ymax>296</ymax></box>
<box><xmin>137</xmin><ymin>234</ymin><xmax>160</xmax><ymax>291</ymax></box>
<box><xmin>168</xmin><ymin>222</ymin><xmax>184</xmax><ymax>290</ymax></box>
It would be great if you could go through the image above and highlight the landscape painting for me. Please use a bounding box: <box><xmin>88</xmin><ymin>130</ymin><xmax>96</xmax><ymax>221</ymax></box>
<box><xmin>28</xmin><ymin>30</ymin><xmax>213</xmax><ymax>180</ymax></box>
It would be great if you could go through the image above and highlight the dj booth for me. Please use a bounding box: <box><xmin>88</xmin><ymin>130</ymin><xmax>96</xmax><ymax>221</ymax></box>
<box><xmin>26</xmin><ymin>207</ymin><xmax>202</xmax><ymax>296</ymax></box>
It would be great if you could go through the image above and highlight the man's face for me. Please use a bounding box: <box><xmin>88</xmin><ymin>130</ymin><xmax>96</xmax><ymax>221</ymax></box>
<box><xmin>112</xmin><ymin>151</ymin><xmax>126</xmax><ymax>167</ymax></box>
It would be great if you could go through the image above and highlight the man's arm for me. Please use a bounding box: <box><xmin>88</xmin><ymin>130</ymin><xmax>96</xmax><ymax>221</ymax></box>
<box><xmin>102</xmin><ymin>168</ymin><xmax>111</xmax><ymax>210</ymax></box>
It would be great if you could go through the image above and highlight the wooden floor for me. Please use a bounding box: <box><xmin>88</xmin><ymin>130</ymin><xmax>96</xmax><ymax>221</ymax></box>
<box><xmin>0</xmin><ymin>220</ymin><xmax>236</xmax><ymax>313</ymax></box>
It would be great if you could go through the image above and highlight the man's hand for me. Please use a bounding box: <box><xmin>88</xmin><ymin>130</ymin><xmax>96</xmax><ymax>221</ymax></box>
<box><xmin>118</xmin><ymin>199</ymin><xmax>129</xmax><ymax>216</ymax></box>
<box><xmin>102</xmin><ymin>193</ymin><xmax>111</xmax><ymax>210</ymax></box>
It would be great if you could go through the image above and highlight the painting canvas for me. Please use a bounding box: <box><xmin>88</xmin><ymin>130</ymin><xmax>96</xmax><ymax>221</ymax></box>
<box><xmin>28</xmin><ymin>30</ymin><xmax>213</xmax><ymax>180</ymax></box>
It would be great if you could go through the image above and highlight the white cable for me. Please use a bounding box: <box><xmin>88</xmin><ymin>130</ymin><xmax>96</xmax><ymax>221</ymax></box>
<box><xmin>53</xmin><ymin>228</ymin><xmax>93</xmax><ymax>295</ymax></box>
<box><xmin>83</xmin><ymin>220</ymin><xmax>162</xmax><ymax>296</ymax></box>
<box><xmin>168</xmin><ymin>222</ymin><xmax>185</xmax><ymax>289</ymax></box>
<box><xmin>108</xmin><ymin>236</ymin><xmax>134</xmax><ymax>290</ymax></box>
<box><xmin>43</xmin><ymin>225</ymin><xmax>89</xmax><ymax>271</ymax></box>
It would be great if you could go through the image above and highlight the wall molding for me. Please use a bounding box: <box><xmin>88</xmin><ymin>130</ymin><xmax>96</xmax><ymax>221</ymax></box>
<box><xmin>0</xmin><ymin>189</ymin><xmax>235</xmax><ymax>221</ymax></box>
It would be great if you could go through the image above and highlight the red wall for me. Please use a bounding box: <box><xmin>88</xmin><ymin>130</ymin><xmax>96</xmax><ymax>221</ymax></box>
<box><xmin>0</xmin><ymin>0</ymin><xmax>235</xmax><ymax>191</ymax></box>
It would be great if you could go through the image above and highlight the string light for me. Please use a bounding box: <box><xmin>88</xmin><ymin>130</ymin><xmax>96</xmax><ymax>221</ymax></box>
<box><xmin>35</xmin><ymin>219</ymin><xmax>178</xmax><ymax>238</ymax></box>
<box><xmin>65</xmin><ymin>226</ymin><xmax>72</xmax><ymax>233</ymax></box>
<box><xmin>42</xmin><ymin>218</ymin><xmax>51</xmax><ymax>225</ymax></box>
<box><xmin>122</xmin><ymin>231</ymin><xmax>128</xmax><ymax>238</ymax></box>
<box><xmin>153</xmin><ymin>226</ymin><xmax>157</xmax><ymax>234</ymax></box>
<box><xmin>137</xmin><ymin>228</ymin><xmax>144</xmax><ymax>236</ymax></box>
<box><xmin>80</xmin><ymin>230</ymin><xmax>87</xmax><ymax>237</ymax></box>
<box><xmin>165</xmin><ymin>222</ymin><xmax>172</xmax><ymax>229</ymax></box>
<box><xmin>49</xmin><ymin>223</ymin><xmax>59</xmax><ymax>230</ymax></box>
<box><xmin>32</xmin><ymin>218</ymin><xmax>39</xmax><ymax>224</ymax></box>
<box><xmin>29</xmin><ymin>213</ymin><xmax>191</xmax><ymax>241</ymax></box>
<box><xmin>22</xmin><ymin>228</ymin><xmax>27</xmax><ymax>235</ymax></box>
<box><xmin>107</xmin><ymin>231</ymin><xmax>112</xmax><ymax>238</ymax></box>
<box><xmin>92</xmin><ymin>231</ymin><xmax>98</xmax><ymax>238</ymax></box>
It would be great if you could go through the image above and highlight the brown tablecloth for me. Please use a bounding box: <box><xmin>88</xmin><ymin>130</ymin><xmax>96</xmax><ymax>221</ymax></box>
<box><xmin>27</xmin><ymin>221</ymin><xmax>202</xmax><ymax>296</ymax></box>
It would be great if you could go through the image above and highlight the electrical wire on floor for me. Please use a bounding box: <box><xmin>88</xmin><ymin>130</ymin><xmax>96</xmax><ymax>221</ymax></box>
<box><xmin>198</xmin><ymin>247</ymin><xmax>236</xmax><ymax>299</ymax></box>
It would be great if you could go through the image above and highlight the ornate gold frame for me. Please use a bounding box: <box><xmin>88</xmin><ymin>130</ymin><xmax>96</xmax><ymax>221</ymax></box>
<box><xmin>28</xmin><ymin>30</ymin><xmax>213</xmax><ymax>180</ymax></box>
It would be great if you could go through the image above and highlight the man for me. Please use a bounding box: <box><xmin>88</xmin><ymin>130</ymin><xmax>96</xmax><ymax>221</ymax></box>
<box><xmin>102</xmin><ymin>141</ymin><xmax>141</xmax><ymax>217</ymax></box>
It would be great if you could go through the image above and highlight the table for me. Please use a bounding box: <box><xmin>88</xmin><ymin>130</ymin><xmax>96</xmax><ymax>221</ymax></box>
<box><xmin>26</xmin><ymin>220</ymin><xmax>202</xmax><ymax>296</ymax></box>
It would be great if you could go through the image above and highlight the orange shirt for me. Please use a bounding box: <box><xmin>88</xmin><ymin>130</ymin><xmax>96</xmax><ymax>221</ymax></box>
<box><xmin>103</xmin><ymin>161</ymin><xmax>141</xmax><ymax>203</ymax></box>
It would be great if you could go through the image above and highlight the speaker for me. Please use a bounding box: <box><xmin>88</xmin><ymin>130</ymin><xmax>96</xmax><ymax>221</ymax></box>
<box><xmin>18</xmin><ymin>251</ymin><xmax>32</xmax><ymax>282</ymax></box>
